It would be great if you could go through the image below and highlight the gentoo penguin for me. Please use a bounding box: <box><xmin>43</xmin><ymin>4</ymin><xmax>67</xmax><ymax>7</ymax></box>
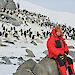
<box><xmin>24</xmin><ymin>31</ymin><xmax>26</xmax><ymax>38</ymax></box>
<box><xmin>29</xmin><ymin>31</ymin><xmax>32</xmax><ymax>38</ymax></box>
<box><xmin>5</xmin><ymin>33</ymin><xmax>8</xmax><ymax>38</ymax></box>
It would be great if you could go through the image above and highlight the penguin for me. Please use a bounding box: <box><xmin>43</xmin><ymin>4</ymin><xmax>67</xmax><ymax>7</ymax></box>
<box><xmin>1</xmin><ymin>14</ymin><xmax>3</xmax><ymax>17</ymax></box>
<box><xmin>1</xmin><ymin>8</ymin><xmax>6</xmax><ymax>12</ymax></box>
<box><xmin>13</xmin><ymin>27</ymin><xmax>15</xmax><ymax>31</ymax></box>
<box><xmin>20</xmin><ymin>29</ymin><xmax>23</xmax><ymax>33</ymax></box>
<box><xmin>21</xmin><ymin>31</ymin><xmax>23</xmax><ymax>36</ymax></box>
<box><xmin>1</xmin><ymin>15</ymin><xmax>5</xmax><ymax>19</ymax></box>
<box><xmin>19</xmin><ymin>17</ymin><xmax>20</xmax><ymax>19</ymax></box>
<box><xmin>41</xmin><ymin>23</ymin><xmax>43</xmax><ymax>27</ymax></box>
<box><xmin>24</xmin><ymin>21</ymin><xmax>26</xmax><ymax>24</ymax></box>
<box><xmin>6</xmin><ymin>17</ymin><xmax>9</xmax><ymax>20</ymax></box>
<box><xmin>18</xmin><ymin>10</ymin><xmax>20</xmax><ymax>12</ymax></box>
<box><xmin>15</xmin><ymin>31</ymin><xmax>18</xmax><ymax>34</ymax></box>
<box><xmin>3</xmin><ymin>26</ymin><xmax>5</xmax><ymax>30</ymax></box>
<box><xmin>32</xmin><ymin>35</ymin><xmax>36</xmax><ymax>40</ymax></box>
<box><xmin>10</xmin><ymin>11</ymin><xmax>13</xmax><ymax>15</ymax></box>
<box><xmin>16</xmin><ymin>14</ymin><xmax>18</xmax><ymax>17</ymax></box>
<box><xmin>5</xmin><ymin>33</ymin><xmax>8</xmax><ymax>38</ymax></box>
<box><xmin>29</xmin><ymin>31</ymin><xmax>32</xmax><ymax>38</ymax></box>
<box><xmin>37</xmin><ymin>31</ymin><xmax>40</xmax><ymax>37</ymax></box>
<box><xmin>24</xmin><ymin>31</ymin><xmax>26</xmax><ymax>38</ymax></box>
<box><xmin>3</xmin><ymin>31</ymin><xmax>5</xmax><ymax>36</ymax></box>
<box><xmin>46</xmin><ymin>31</ymin><xmax>49</xmax><ymax>37</ymax></box>
<box><xmin>17</xmin><ymin>3</ymin><xmax>20</xmax><ymax>9</ymax></box>
<box><xmin>13</xmin><ymin>10</ymin><xmax>16</xmax><ymax>14</ymax></box>
<box><xmin>43</xmin><ymin>32</ymin><xmax>46</xmax><ymax>38</ymax></box>
<box><xmin>11</xmin><ymin>27</ymin><xmax>13</xmax><ymax>31</ymax></box>
<box><xmin>27</xmin><ymin>30</ymin><xmax>29</xmax><ymax>33</ymax></box>
<box><xmin>65</xmin><ymin>35</ymin><xmax>67</xmax><ymax>39</ymax></box>
<box><xmin>22</xmin><ymin>17</ymin><xmax>24</xmax><ymax>20</ymax></box>
<box><xmin>29</xmin><ymin>28</ymin><xmax>31</xmax><ymax>32</ymax></box>
<box><xmin>6</xmin><ymin>29</ymin><xmax>8</xmax><ymax>32</ymax></box>
<box><xmin>0</xmin><ymin>31</ymin><xmax>2</xmax><ymax>36</ymax></box>
<box><xmin>6</xmin><ymin>11</ymin><xmax>9</xmax><ymax>14</ymax></box>
<box><xmin>32</xmin><ymin>20</ymin><xmax>34</xmax><ymax>23</ymax></box>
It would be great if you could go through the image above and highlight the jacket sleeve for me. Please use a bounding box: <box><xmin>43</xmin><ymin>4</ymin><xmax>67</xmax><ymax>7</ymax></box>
<box><xmin>47</xmin><ymin>36</ymin><xmax>64</xmax><ymax>57</ymax></box>
<box><xmin>64</xmin><ymin>40</ymin><xmax>69</xmax><ymax>54</ymax></box>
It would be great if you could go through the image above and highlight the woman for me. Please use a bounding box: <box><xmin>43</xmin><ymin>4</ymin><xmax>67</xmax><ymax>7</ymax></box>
<box><xmin>47</xmin><ymin>27</ymin><xmax>75</xmax><ymax>75</ymax></box>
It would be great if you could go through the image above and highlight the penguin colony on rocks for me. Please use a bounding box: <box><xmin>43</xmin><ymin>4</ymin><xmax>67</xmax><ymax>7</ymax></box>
<box><xmin>0</xmin><ymin>7</ymin><xmax>74</xmax><ymax>45</ymax></box>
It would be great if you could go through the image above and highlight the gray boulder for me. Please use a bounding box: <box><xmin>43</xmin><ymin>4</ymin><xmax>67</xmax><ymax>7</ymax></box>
<box><xmin>14</xmin><ymin>59</ymin><xmax>36</xmax><ymax>75</ymax></box>
<box><xmin>35</xmin><ymin>56</ymin><xmax>59</xmax><ymax>75</ymax></box>
<box><xmin>14</xmin><ymin>56</ymin><xmax>59</xmax><ymax>75</ymax></box>
<box><xmin>0</xmin><ymin>14</ymin><xmax>22</xmax><ymax>26</ymax></box>
<box><xmin>69</xmin><ymin>51</ymin><xmax>75</xmax><ymax>62</ymax></box>
<box><xmin>16</xmin><ymin>59</ymin><xmax>36</xmax><ymax>71</ymax></box>
<box><xmin>32</xmin><ymin>64</ymin><xmax>48</xmax><ymax>75</ymax></box>
<box><xmin>25</xmin><ymin>49</ymin><xmax>35</xmax><ymax>57</ymax></box>
<box><xmin>0</xmin><ymin>0</ymin><xmax>6</xmax><ymax>8</ymax></box>
<box><xmin>13</xmin><ymin>69</ymin><xmax>34</xmax><ymax>75</ymax></box>
<box><xmin>30</xmin><ymin>41</ymin><xmax>37</xmax><ymax>46</ymax></box>
<box><xmin>7</xmin><ymin>0</ymin><xmax>14</xmax><ymax>2</ymax></box>
<box><xmin>8</xmin><ymin>17</ymin><xmax>22</xmax><ymax>26</ymax></box>
<box><xmin>43</xmin><ymin>50</ymin><xmax>48</xmax><ymax>55</ymax></box>
<box><xmin>2</xmin><ymin>56</ymin><xmax>12</xmax><ymax>64</ymax></box>
<box><xmin>0</xmin><ymin>0</ymin><xmax>16</xmax><ymax>10</ymax></box>
<box><xmin>5</xmin><ymin>1</ymin><xmax>16</xmax><ymax>10</ymax></box>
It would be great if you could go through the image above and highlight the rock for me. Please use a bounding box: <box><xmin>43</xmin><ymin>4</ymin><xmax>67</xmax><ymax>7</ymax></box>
<box><xmin>18</xmin><ymin>57</ymin><xmax>24</xmax><ymax>61</ymax></box>
<box><xmin>0</xmin><ymin>43</ymin><xmax>8</xmax><ymax>47</ymax></box>
<box><xmin>8</xmin><ymin>17</ymin><xmax>22</xmax><ymax>26</ymax></box>
<box><xmin>25</xmin><ymin>49</ymin><xmax>35</xmax><ymax>57</ymax></box>
<box><xmin>15</xmin><ymin>56</ymin><xmax>59</xmax><ymax>75</ymax></box>
<box><xmin>0</xmin><ymin>0</ymin><xmax>16</xmax><ymax>10</ymax></box>
<box><xmin>32</xmin><ymin>64</ymin><xmax>48</xmax><ymax>75</ymax></box>
<box><xmin>0</xmin><ymin>61</ymin><xmax>6</xmax><ymax>64</ymax></box>
<box><xmin>4</xmin><ymin>40</ymin><xmax>15</xmax><ymax>45</ymax></box>
<box><xmin>0</xmin><ymin>14</ymin><xmax>22</xmax><ymax>26</ymax></box>
<box><xmin>13</xmin><ymin>69</ymin><xmax>34</xmax><ymax>75</ymax></box>
<box><xmin>69</xmin><ymin>51</ymin><xmax>75</xmax><ymax>62</ymax></box>
<box><xmin>32</xmin><ymin>56</ymin><xmax>59</xmax><ymax>75</ymax></box>
<box><xmin>5</xmin><ymin>2</ymin><xmax>16</xmax><ymax>10</ymax></box>
<box><xmin>35</xmin><ymin>59</ymin><xmax>40</xmax><ymax>62</ymax></box>
<box><xmin>21</xmin><ymin>47</ymin><xmax>26</xmax><ymax>48</ymax></box>
<box><xmin>0</xmin><ymin>8</ymin><xmax>2</xmax><ymax>12</ymax></box>
<box><xmin>35</xmin><ymin>38</ymin><xmax>43</xmax><ymax>43</ymax></box>
<box><xmin>43</xmin><ymin>50</ymin><xmax>48</xmax><ymax>55</ymax></box>
<box><xmin>38</xmin><ymin>56</ymin><xmax>59</xmax><ymax>75</ymax></box>
<box><xmin>9</xmin><ymin>56</ymin><xmax>17</xmax><ymax>59</ymax></box>
<box><xmin>2</xmin><ymin>56</ymin><xmax>12</xmax><ymax>64</ymax></box>
<box><xmin>30</xmin><ymin>41</ymin><xmax>37</xmax><ymax>46</ymax></box>
<box><xmin>0</xmin><ymin>0</ymin><xmax>6</xmax><ymax>8</ymax></box>
<box><xmin>69</xmin><ymin>51</ymin><xmax>75</xmax><ymax>57</ymax></box>
<box><xmin>16</xmin><ymin>59</ymin><xmax>36</xmax><ymax>71</ymax></box>
<box><xmin>7</xmin><ymin>0</ymin><xmax>14</xmax><ymax>2</ymax></box>
<box><xmin>5</xmin><ymin>0</ymin><xmax>16</xmax><ymax>10</ymax></box>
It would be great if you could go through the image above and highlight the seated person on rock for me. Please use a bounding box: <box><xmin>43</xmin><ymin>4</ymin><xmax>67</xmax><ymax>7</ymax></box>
<box><xmin>47</xmin><ymin>27</ymin><xmax>75</xmax><ymax>75</ymax></box>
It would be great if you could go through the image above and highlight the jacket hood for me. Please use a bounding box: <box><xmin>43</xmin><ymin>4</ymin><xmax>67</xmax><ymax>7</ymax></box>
<box><xmin>51</xmin><ymin>28</ymin><xmax>63</xmax><ymax>38</ymax></box>
<box><xmin>51</xmin><ymin>28</ymin><xmax>56</xmax><ymax>35</ymax></box>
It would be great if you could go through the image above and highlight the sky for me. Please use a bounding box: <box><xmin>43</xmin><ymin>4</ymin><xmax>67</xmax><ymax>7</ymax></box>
<box><xmin>26</xmin><ymin>0</ymin><xmax>75</xmax><ymax>14</ymax></box>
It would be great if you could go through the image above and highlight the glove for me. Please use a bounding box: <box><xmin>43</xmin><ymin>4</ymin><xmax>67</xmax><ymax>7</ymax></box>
<box><xmin>58</xmin><ymin>54</ymin><xmax>64</xmax><ymax>60</ymax></box>
<box><xmin>63</xmin><ymin>54</ymin><xmax>67</xmax><ymax>64</ymax></box>
<box><xmin>63</xmin><ymin>51</ymin><xmax>68</xmax><ymax>63</ymax></box>
<box><xmin>64</xmin><ymin>51</ymin><xmax>68</xmax><ymax>56</ymax></box>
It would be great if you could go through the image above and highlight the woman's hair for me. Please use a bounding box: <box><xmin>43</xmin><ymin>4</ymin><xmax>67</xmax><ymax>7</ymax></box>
<box><xmin>55</xmin><ymin>27</ymin><xmax>62</xmax><ymax>33</ymax></box>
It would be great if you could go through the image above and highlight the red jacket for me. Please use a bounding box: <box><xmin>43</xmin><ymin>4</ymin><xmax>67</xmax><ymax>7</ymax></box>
<box><xmin>47</xmin><ymin>28</ymin><xmax>69</xmax><ymax>59</ymax></box>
